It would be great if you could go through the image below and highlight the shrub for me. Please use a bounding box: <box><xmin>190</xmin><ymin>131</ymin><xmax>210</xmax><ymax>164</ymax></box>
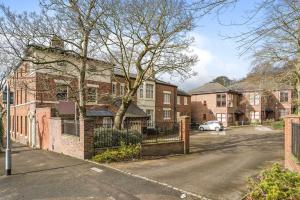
<box><xmin>246</xmin><ymin>164</ymin><xmax>300</xmax><ymax>200</ymax></box>
<box><xmin>271</xmin><ymin>120</ymin><xmax>284</xmax><ymax>130</ymax></box>
<box><xmin>94</xmin><ymin>128</ymin><xmax>142</xmax><ymax>149</ymax></box>
<box><xmin>92</xmin><ymin>142</ymin><xmax>141</xmax><ymax>163</ymax></box>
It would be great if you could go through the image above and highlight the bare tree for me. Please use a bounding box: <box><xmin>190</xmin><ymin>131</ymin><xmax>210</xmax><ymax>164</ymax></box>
<box><xmin>0</xmin><ymin>0</ymin><xmax>110</xmax><ymax>118</ymax></box>
<box><xmin>95</xmin><ymin>0</ymin><xmax>197</xmax><ymax>129</ymax></box>
<box><xmin>222</xmin><ymin>0</ymin><xmax>300</xmax><ymax>111</ymax></box>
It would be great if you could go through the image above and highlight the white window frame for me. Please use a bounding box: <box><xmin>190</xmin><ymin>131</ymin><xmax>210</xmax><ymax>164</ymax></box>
<box><xmin>139</xmin><ymin>85</ymin><xmax>144</xmax><ymax>99</ymax></box>
<box><xmin>146</xmin><ymin>83</ymin><xmax>154</xmax><ymax>99</ymax></box>
<box><xmin>216</xmin><ymin>113</ymin><xmax>226</xmax><ymax>123</ymax></box>
<box><xmin>56</xmin><ymin>84</ymin><xmax>68</xmax><ymax>101</ymax></box>
<box><xmin>177</xmin><ymin>96</ymin><xmax>180</xmax><ymax>105</ymax></box>
<box><xmin>163</xmin><ymin>91</ymin><xmax>171</xmax><ymax>104</ymax></box>
<box><xmin>163</xmin><ymin>108</ymin><xmax>171</xmax><ymax>120</ymax></box>
<box><xmin>120</xmin><ymin>83</ymin><xmax>125</xmax><ymax>96</ymax></box>
<box><xmin>184</xmin><ymin>97</ymin><xmax>188</xmax><ymax>105</ymax></box>
<box><xmin>87</xmin><ymin>87</ymin><xmax>97</xmax><ymax>104</ymax></box>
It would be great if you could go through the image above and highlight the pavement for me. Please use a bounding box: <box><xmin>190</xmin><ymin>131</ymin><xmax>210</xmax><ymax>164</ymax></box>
<box><xmin>0</xmin><ymin>144</ymin><xmax>198</xmax><ymax>200</ymax></box>
<box><xmin>108</xmin><ymin>126</ymin><xmax>284</xmax><ymax>200</ymax></box>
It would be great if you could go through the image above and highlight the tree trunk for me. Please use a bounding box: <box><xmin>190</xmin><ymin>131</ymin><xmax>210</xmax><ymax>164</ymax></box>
<box><xmin>114</xmin><ymin>99</ymin><xmax>132</xmax><ymax>130</ymax></box>
<box><xmin>78</xmin><ymin>34</ymin><xmax>89</xmax><ymax>119</ymax></box>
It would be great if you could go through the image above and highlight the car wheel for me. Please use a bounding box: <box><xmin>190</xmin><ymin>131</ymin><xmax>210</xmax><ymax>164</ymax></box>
<box><xmin>199</xmin><ymin>127</ymin><xmax>204</xmax><ymax>131</ymax></box>
<box><xmin>215</xmin><ymin>127</ymin><xmax>220</xmax><ymax>132</ymax></box>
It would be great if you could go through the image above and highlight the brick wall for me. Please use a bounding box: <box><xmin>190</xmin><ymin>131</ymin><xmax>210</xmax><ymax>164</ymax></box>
<box><xmin>155</xmin><ymin>83</ymin><xmax>177</xmax><ymax>122</ymax></box>
<box><xmin>284</xmin><ymin>115</ymin><xmax>300</xmax><ymax>173</ymax></box>
<box><xmin>176</xmin><ymin>95</ymin><xmax>191</xmax><ymax>121</ymax></box>
<box><xmin>49</xmin><ymin>117</ymin><xmax>84</xmax><ymax>159</ymax></box>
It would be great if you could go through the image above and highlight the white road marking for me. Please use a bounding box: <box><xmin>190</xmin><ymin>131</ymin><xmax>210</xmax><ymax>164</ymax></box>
<box><xmin>90</xmin><ymin>167</ymin><xmax>103</xmax><ymax>173</ymax></box>
<box><xmin>87</xmin><ymin>160</ymin><xmax>211</xmax><ymax>200</ymax></box>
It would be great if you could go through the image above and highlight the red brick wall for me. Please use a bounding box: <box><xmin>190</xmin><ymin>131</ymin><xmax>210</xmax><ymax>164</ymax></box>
<box><xmin>176</xmin><ymin>95</ymin><xmax>191</xmax><ymax>119</ymax></box>
<box><xmin>284</xmin><ymin>115</ymin><xmax>300</xmax><ymax>173</ymax></box>
<box><xmin>155</xmin><ymin>83</ymin><xmax>177</xmax><ymax>122</ymax></box>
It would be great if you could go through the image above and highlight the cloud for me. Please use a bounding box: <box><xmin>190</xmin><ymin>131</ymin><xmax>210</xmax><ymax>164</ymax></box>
<box><xmin>159</xmin><ymin>32</ymin><xmax>250</xmax><ymax>91</ymax></box>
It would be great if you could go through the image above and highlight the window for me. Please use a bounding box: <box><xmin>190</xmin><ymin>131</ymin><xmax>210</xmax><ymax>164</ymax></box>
<box><xmin>177</xmin><ymin>96</ymin><xmax>180</xmax><ymax>105</ymax></box>
<box><xmin>203</xmin><ymin>100</ymin><xmax>207</xmax><ymax>106</ymax></box>
<box><xmin>163</xmin><ymin>92</ymin><xmax>171</xmax><ymax>104</ymax></box>
<box><xmin>88</xmin><ymin>65</ymin><xmax>96</xmax><ymax>72</ymax></box>
<box><xmin>228</xmin><ymin>94</ymin><xmax>233</xmax><ymax>107</ymax></box>
<box><xmin>25</xmin><ymin>116</ymin><xmax>27</xmax><ymax>136</ymax></box>
<box><xmin>103</xmin><ymin>117</ymin><xmax>113</xmax><ymax>128</ymax></box>
<box><xmin>20</xmin><ymin>89</ymin><xmax>23</xmax><ymax>104</ymax></box>
<box><xmin>20</xmin><ymin>116</ymin><xmax>23</xmax><ymax>135</ymax></box>
<box><xmin>163</xmin><ymin>109</ymin><xmax>171</xmax><ymax>120</ymax></box>
<box><xmin>112</xmin><ymin>83</ymin><xmax>116</xmax><ymax>95</ymax></box>
<box><xmin>184</xmin><ymin>97</ymin><xmax>188</xmax><ymax>105</ymax></box>
<box><xmin>146</xmin><ymin>84</ymin><xmax>154</xmax><ymax>99</ymax></box>
<box><xmin>250</xmin><ymin>111</ymin><xmax>260</xmax><ymax>120</ymax></box>
<box><xmin>120</xmin><ymin>84</ymin><xmax>125</xmax><ymax>95</ymax></box>
<box><xmin>146</xmin><ymin>109</ymin><xmax>154</xmax><ymax>121</ymax></box>
<box><xmin>87</xmin><ymin>87</ymin><xmax>97</xmax><ymax>103</ymax></box>
<box><xmin>139</xmin><ymin>85</ymin><xmax>144</xmax><ymax>98</ymax></box>
<box><xmin>216</xmin><ymin>94</ymin><xmax>226</xmax><ymax>107</ymax></box>
<box><xmin>25</xmin><ymin>87</ymin><xmax>27</xmax><ymax>103</ymax></box>
<box><xmin>203</xmin><ymin>114</ymin><xmax>207</xmax><ymax>121</ymax></box>
<box><xmin>280</xmin><ymin>91</ymin><xmax>289</xmax><ymax>102</ymax></box>
<box><xmin>216</xmin><ymin>113</ymin><xmax>226</xmax><ymax>122</ymax></box>
<box><xmin>56</xmin><ymin>84</ymin><xmax>68</xmax><ymax>101</ymax></box>
<box><xmin>16</xmin><ymin>116</ymin><xmax>18</xmax><ymax>132</ymax></box>
<box><xmin>249</xmin><ymin>92</ymin><xmax>260</xmax><ymax>105</ymax></box>
<box><xmin>177</xmin><ymin>112</ymin><xmax>181</xmax><ymax>121</ymax></box>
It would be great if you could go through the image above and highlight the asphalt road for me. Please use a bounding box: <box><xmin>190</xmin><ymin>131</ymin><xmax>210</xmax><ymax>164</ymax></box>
<box><xmin>0</xmin><ymin>144</ymin><xmax>198</xmax><ymax>200</ymax></box>
<box><xmin>109</xmin><ymin>126</ymin><xmax>284</xmax><ymax>200</ymax></box>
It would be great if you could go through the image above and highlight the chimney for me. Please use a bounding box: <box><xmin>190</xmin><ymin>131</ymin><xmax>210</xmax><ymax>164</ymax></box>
<box><xmin>50</xmin><ymin>35</ymin><xmax>64</xmax><ymax>48</ymax></box>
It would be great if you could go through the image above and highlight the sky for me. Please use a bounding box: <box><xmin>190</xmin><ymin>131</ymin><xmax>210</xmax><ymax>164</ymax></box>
<box><xmin>0</xmin><ymin>0</ymin><xmax>259</xmax><ymax>91</ymax></box>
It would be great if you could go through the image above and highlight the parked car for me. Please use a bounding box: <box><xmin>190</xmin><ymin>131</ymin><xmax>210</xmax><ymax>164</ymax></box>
<box><xmin>199</xmin><ymin>121</ymin><xmax>224</xmax><ymax>131</ymax></box>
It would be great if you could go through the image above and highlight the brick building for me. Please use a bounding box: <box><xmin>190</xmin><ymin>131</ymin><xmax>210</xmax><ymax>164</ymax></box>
<box><xmin>191</xmin><ymin>82</ymin><xmax>294</xmax><ymax>126</ymax></box>
<box><xmin>176</xmin><ymin>89</ymin><xmax>191</xmax><ymax>122</ymax></box>
<box><xmin>4</xmin><ymin>42</ymin><xmax>191</xmax><ymax>150</ymax></box>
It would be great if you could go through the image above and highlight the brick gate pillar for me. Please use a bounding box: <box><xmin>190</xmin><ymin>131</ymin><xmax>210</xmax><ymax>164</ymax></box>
<box><xmin>284</xmin><ymin>115</ymin><xmax>300</xmax><ymax>172</ymax></box>
<box><xmin>80</xmin><ymin>118</ymin><xmax>96</xmax><ymax>159</ymax></box>
<box><xmin>180</xmin><ymin>116</ymin><xmax>190</xmax><ymax>154</ymax></box>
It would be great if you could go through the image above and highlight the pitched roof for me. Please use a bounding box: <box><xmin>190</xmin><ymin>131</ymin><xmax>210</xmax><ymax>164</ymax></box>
<box><xmin>229</xmin><ymin>81</ymin><xmax>294</xmax><ymax>92</ymax></box>
<box><xmin>113</xmin><ymin>69</ymin><xmax>177</xmax><ymax>87</ymax></box>
<box><xmin>190</xmin><ymin>82</ymin><xmax>236</xmax><ymax>95</ymax></box>
<box><xmin>177</xmin><ymin>89</ymin><xmax>190</xmax><ymax>96</ymax></box>
<box><xmin>112</xmin><ymin>99</ymin><xmax>148</xmax><ymax>118</ymax></box>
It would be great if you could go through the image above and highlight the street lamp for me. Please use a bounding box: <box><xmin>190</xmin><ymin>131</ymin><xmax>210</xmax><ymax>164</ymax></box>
<box><xmin>3</xmin><ymin>83</ymin><xmax>13</xmax><ymax>175</ymax></box>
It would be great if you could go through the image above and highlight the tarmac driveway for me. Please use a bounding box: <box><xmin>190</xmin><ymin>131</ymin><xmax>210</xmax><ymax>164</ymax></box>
<box><xmin>108</xmin><ymin>126</ymin><xmax>284</xmax><ymax>200</ymax></box>
<box><xmin>0</xmin><ymin>144</ymin><xmax>198</xmax><ymax>200</ymax></box>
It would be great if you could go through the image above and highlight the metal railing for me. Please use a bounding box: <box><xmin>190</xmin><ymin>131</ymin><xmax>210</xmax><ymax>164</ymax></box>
<box><xmin>93</xmin><ymin>121</ymin><xmax>180</xmax><ymax>149</ymax></box>
<box><xmin>292</xmin><ymin>123</ymin><xmax>300</xmax><ymax>160</ymax></box>
<box><xmin>62</xmin><ymin>119</ymin><xmax>80</xmax><ymax>136</ymax></box>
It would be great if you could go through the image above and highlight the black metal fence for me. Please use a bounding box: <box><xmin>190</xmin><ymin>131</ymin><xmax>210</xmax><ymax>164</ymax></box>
<box><xmin>292</xmin><ymin>123</ymin><xmax>300</xmax><ymax>160</ymax></box>
<box><xmin>93</xmin><ymin>121</ymin><xmax>180</xmax><ymax>149</ymax></box>
<box><xmin>62</xmin><ymin>119</ymin><xmax>80</xmax><ymax>136</ymax></box>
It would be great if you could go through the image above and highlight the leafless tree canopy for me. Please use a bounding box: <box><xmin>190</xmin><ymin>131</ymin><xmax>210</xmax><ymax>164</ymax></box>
<box><xmin>0</xmin><ymin>0</ymin><xmax>237</xmax><ymax>127</ymax></box>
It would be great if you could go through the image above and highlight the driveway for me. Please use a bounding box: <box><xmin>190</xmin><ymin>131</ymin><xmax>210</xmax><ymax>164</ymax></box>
<box><xmin>0</xmin><ymin>143</ymin><xmax>198</xmax><ymax>200</ymax></box>
<box><xmin>108</xmin><ymin>126</ymin><xmax>284</xmax><ymax>200</ymax></box>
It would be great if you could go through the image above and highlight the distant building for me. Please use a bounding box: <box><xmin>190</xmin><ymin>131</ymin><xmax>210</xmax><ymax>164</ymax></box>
<box><xmin>190</xmin><ymin>82</ymin><xmax>294</xmax><ymax>126</ymax></box>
